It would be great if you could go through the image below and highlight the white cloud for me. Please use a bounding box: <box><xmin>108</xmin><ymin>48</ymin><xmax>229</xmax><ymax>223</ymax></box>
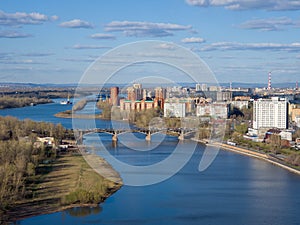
<box><xmin>51</xmin><ymin>15</ymin><xmax>59</xmax><ymax>21</ymax></box>
<box><xmin>199</xmin><ymin>42</ymin><xmax>300</xmax><ymax>51</ymax></box>
<box><xmin>0</xmin><ymin>58</ymin><xmax>46</xmax><ymax>65</ymax></box>
<box><xmin>185</xmin><ymin>0</ymin><xmax>300</xmax><ymax>11</ymax></box>
<box><xmin>90</xmin><ymin>33</ymin><xmax>116</xmax><ymax>39</ymax></box>
<box><xmin>60</xmin><ymin>19</ymin><xmax>93</xmax><ymax>29</ymax></box>
<box><xmin>105</xmin><ymin>21</ymin><xmax>192</xmax><ymax>37</ymax></box>
<box><xmin>181</xmin><ymin>37</ymin><xmax>205</xmax><ymax>43</ymax></box>
<box><xmin>0</xmin><ymin>30</ymin><xmax>31</xmax><ymax>38</ymax></box>
<box><xmin>156</xmin><ymin>43</ymin><xmax>176</xmax><ymax>50</ymax></box>
<box><xmin>0</xmin><ymin>10</ymin><xmax>56</xmax><ymax>26</ymax></box>
<box><xmin>68</xmin><ymin>44</ymin><xmax>111</xmax><ymax>50</ymax></box>
<box><xmin>239</xmin><ymin>17</ymin><xmax>294</xmax><ymax>31</ymax></box>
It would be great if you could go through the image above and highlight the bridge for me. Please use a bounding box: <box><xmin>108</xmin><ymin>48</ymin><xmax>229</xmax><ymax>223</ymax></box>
<box><xmin>75</xmin><ymin>127</ymin><xmax>198</xmax><ymax>144</ymax></box>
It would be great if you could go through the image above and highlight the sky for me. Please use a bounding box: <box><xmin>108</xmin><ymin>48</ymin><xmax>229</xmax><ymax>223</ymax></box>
<box><xmin>0</xmin><ymin>0</ymin><xmax>300</xmax><ymax>85</ymax></box>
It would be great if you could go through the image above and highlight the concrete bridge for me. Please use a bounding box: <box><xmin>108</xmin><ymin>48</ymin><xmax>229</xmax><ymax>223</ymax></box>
<box><xmin>75</xmin><ymin>128</ymin><xmax>198</xmax><ymax>144</ymax></box>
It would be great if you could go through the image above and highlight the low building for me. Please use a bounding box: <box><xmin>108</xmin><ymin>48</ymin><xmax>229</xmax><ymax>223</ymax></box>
<box><xmin>289</xmin><ymin>103</ymin><xmax>300</xmax><ymax>122</ymax></box>
<box><xmin>204</xmin><ymin>91</ymin><xmax>232</xmax><ymax>102</ymax></box>
<box><xmin>234</xmin><ymin>96</ymin><xmax>251</xmax><ymax>101</ymax></box>
<box><xmin>296</xmin><ymin>116</ymin><xmax>300</xmax><ymax>128</ymax></box>
<box><xmin>120</xmin><ymin>98</ymin><xmax>160</xmax><ymax>112</ymax></box>
<box><xmin>36</xmin><ymin>137</ymin><xmax>55</xmax><ymax>148</ymax></box>
<box><xmin>164</xmin><ymin>102</ymin><xmax>186</xmax><ymax>118</ymax></box>
<box><xmin>279</xmin><ymin>130</ymin><xmax>293</xmax><ymax>142</ymax></box>
<box><xmin>196</xmin><ymin>103</ymin><xmax>229</xmax><ymax>119</ymax></box>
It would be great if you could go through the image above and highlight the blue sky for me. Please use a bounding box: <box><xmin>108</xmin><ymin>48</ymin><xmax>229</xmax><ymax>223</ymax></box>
<box><xmin>0</xmin><ymin>0</ymin><xmax>300</xmax><ymax>84</ymax></box>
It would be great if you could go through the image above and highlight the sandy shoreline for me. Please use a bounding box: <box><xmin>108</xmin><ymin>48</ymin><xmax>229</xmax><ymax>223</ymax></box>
<box><xmin>82</xmin><ymin>153</ymin><xmax>123</xmax><ymax>184</ymax></box>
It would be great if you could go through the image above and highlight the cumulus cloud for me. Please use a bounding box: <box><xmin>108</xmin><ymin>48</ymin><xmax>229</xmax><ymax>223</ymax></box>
<box><xmin>105</xmin><ymin>21</ymin><xmax>192</xmax><ymax>37</ymax></box>
<box><xmin>238</xmin><ymin>17</ymin><xmax>295</xmax><ymax>31</ymax></box>
<box><xmin>68</xmin><ymin>44</ymin><xmax>110</xmax><ymax>49</ymax></box>
<box><xmin>90</xmin><ymin>33</ymin><xmax>116</xmax><ymax>39</ymax></box>
<box><xmin>0</xmin><ymin>10</ymin><xmax>57</xmax><ymax>26</ymax></box>
<box><xmin>185</xmin><ymin>0</ymin><xmax>300</xmax><ymax>11</ymax></box>
<box><xmin>200</xmin><ymin>42</ymin><xmax>300</xmax><ymax>51</ymax></box>
<box><xmin>181</xmin><ymin>37</ymin><xmax>205</xmax><ymax>43</ymax></box>
<box><xmin>0</xmin><ymin>30</ymin><xmax>31</xmax><ymax>38</ymax></box>
<box><xmin>60</xmin><ymin>19</ymin><xmax>93</xmax><ymax>29</ymax></box>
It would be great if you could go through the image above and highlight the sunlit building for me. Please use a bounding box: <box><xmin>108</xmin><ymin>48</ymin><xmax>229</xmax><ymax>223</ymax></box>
<box><xmin>196</xmin><ymin>103</ymin><xmax>229</xmax><ymax>119</ymax></box>
<box><xmin>253</xmin><ymin>97</ymin><xmax>288</xmax><ymax>130</ymax></box>
<box><xmin>164</xmin><ymin>102</ymin><xmax>186</xmax><ymax>118</ymax></box>
<box><xmin>110</xmin><ymin>86</ymin><xmax>119</xmax><ymax>106</ymax></box>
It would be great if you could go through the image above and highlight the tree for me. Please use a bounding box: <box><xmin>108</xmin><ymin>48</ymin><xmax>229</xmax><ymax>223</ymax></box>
<box><xmin>235</xmin><ymin>123</ymin><xmax>248</xmax><ymax>135</ymax></box>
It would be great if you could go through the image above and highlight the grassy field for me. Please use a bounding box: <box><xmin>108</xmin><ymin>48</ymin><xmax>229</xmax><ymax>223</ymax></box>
<box><xmin>3</xmin><ymin>153</ymin><xmax>122</xmax><ymax>223</ymax></box>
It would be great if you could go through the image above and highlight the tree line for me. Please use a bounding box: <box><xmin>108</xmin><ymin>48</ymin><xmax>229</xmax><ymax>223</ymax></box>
<box><xmin>0</xmin><ymin>96</ymin><xmax>52</xmax><ymax>109</ymax></box>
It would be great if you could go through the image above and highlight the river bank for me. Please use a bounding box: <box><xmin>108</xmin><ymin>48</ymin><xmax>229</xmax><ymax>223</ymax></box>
<box><xmin>0</xmin><ymin>96</ymin><xmax>53</xmax><ymax>109</ymax></box>
<box><xmin>2</xmin><ymin>152</ymin><xmax>122</xmax><ymax>223</ymax></box>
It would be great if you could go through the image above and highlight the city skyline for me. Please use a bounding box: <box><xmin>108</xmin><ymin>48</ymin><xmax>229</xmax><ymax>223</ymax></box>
<box><xmin>1</xmin><ymin>1</ymin><xmax>300</xmax><ymax>84</ymax></box>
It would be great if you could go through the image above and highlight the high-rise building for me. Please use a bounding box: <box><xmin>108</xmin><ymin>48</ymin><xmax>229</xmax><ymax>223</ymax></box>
<box><xmin>195</xmin><ymin>84</ymin><xmax>201</xmax><ymax>92</ymax></box>
<box><xmin>135</xmin><ymin>87</ymin><xmax>143</xmax><ymax>100</ymax></box>
<box><xmin>110</xmin><ymin>86</ymin><xmax>119</xmax><ymax>106</ymax></box>
<box><xmin>127</xmin><ymin>85</ymin><xmax>143</xmax><ymax>101</ymax></box>
<box><xmin>253</xmin><ymin>97</ymin><xmax>288</xmax><ymax>130</ymax></box>
<box><xmin>155</xmin><ymin>87</ymin><xmax>166</xmax><ymax>100</ymax></box>
<box><xmin>127</xmin><ymin>87</ymin><xmax>136</xmax><ymax>101</ymax></box>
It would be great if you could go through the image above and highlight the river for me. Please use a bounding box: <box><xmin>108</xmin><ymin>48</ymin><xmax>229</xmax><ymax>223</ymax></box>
<box><xmin>1</xmin><ymin>101</ymin><xmax>300</xmax><ymax>225</ymax></box>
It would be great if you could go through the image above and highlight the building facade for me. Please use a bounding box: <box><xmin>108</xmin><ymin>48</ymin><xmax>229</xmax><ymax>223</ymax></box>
<box><xmin>164</xmin><ymin>102</ymin><xmax>186</xmax><ymax>118</ymax></box>
<box><xmin>110</xmin><ymin>86</ymin><xmax>119</xmax><ymax>106</ymax></box>
<box><xmin>196</xmin><ymin>103</ymin><xmax>229</xmax><ymax>119</ymax></box>
<box><xmin>253</xmin><ymin>97</ymin><xmax>288</xmax><ymax>130</ymax></box>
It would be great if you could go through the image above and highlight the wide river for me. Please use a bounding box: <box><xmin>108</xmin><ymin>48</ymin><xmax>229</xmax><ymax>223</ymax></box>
<box><xmin>1</xmin><ymin>101</ymin><xmax>300</xmax><ymax>225</ymax></box>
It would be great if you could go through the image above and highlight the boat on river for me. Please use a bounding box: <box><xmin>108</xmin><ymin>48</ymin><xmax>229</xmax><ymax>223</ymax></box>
<box><xmin>60</xmin><ymin>95</ymin><xmax>72</xmax><ymax>105</ymax></box>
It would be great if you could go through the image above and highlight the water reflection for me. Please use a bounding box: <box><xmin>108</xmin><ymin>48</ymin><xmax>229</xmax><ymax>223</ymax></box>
<box><xmin>64</xmin><ymin>206</ymin><xmax>102</xmax><ymax>218</ymax></box>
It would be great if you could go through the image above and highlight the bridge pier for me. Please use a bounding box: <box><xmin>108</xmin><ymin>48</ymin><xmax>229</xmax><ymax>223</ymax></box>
<box><xmin>145</xmin><ymin>131</ymin><xmax>151</xmax><ymax>141</ymax></box>
<box><xmin>112</xmin><ymin>132</ymin><xmax>118</xmax><ymax>142</ymax></box>
<box><xmin>178</xmin><ymin>130</ymin><xmax>184</xmax><ymax>141</ymax></box>
<box><xmin>77</xmin><ymin>130</ymin><xmax>83</xmax><ymax>145</ymax></box>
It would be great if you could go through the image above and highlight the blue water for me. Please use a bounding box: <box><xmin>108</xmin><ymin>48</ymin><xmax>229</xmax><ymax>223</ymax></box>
<box><xmin>1</xmin><ymin>103</ymin><xmax>300</xmax><ymax>225</ymax></box>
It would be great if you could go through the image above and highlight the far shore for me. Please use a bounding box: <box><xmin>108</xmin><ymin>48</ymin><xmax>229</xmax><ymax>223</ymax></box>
<box><xmin>54</xmin><ymin>110</ymin><xmax>103</xmax><ymax>119</ymax></box>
